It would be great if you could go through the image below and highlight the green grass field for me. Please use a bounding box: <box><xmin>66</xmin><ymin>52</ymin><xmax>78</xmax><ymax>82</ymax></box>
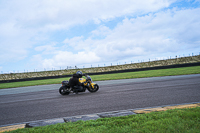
<box><xmin>0</xmin><ymin>66</ymin><xmax>200</xmax><ymax>89</ymax></box>
<box><xmin>2</xmin><ymin>66</ymin><xmax>200</xmax><ymax>133</ymax></box>
<box><xmin>8</xmin><ymin>107</ymin><xmax>200</xmax><ymax>133</ymax></box>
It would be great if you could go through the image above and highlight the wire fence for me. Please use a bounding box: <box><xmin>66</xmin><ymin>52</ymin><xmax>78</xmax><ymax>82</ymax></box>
<box><xmin>0</xmin><ymin>53</ymin><xmax>200</xmax><ymax>81</ymax></box>
<box><xmin>1</xmin><ymin>52</ymin><xmax>200</xmax><ymax>75</ymax></box>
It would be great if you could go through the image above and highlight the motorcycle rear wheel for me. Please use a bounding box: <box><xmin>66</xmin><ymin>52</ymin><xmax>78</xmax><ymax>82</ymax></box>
<box><xmin>88</xmin><ymin>84</ymin><xmax>99</xmax><ymax>93</ymax></box>
<box><xmin>59</xmin><ymin>86</ymin><xmax>70</xmax><ymax>95</ymax></box>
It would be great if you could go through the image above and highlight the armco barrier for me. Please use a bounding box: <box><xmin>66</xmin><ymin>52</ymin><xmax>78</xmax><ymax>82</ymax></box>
<box><xmin>0</xmin><ymin>62</ymin><xmax>200</xmax><ymax>83</ymax></box>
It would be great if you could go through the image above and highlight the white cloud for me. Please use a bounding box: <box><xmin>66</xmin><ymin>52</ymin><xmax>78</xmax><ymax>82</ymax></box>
<box><xmin>35</xmin><ymin>6</ymin><xmax>200</xmax><ymax>70</ymax></box>
<box><xmin>0</xmin><ymin>0</ymin><xmax>176</xmax><ymax>32</ymax></box>
<box><xmin>34</xmin><ymin>43</ymin><xmax>58</xmax><ymax>55</ymax></box>
<box><xmin>61</xmin><ymin>7</ymin><xmax>200</xmax><ymax>64</ymax></box>
<box><xmin>41</xmin><ymin>51</ymin><xmax>100</xmax><ymax>69</ymax></box>
<box><xmin>63</xmin><ymin>36</ymin><xmax>83</xmax><ymax>44</ymax></box>
<box><xmin>1</xmin><ymin>0</ymin><xmax>200</xmax><ymax>71</ymax></box>
<box><xmin>91</xmin><ymin>25</ymin><xmax>112</xmax><ymax>38</ymax></box>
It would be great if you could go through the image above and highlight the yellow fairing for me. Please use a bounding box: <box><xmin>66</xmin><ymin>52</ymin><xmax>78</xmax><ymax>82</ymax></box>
<box><xmin>79</xmin><ymin>78</ymin><xmax>88</xmax><ymax>86</ymax></box>
<box><xmin>79</xmin><ymin>78</ymin><xmax>86</xmax><ymax>83</ymax></box>
<box><xmin>91</xmin><ymin>83</ymin><xmax>96</xmax><ymax>88</ymax></box>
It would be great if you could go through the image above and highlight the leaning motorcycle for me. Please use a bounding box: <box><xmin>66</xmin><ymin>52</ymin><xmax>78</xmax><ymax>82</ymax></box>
<box><xmin>59</xmin><ymin>75</ymin><xmax>99</xmax><ymax>95</ymax></box>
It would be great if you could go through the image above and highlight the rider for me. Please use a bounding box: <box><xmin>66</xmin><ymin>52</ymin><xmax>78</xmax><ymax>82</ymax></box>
<box><xmin>69</xmin><ymin>71</ymin><xmax>84</xmax><ymax>93</ymax></box>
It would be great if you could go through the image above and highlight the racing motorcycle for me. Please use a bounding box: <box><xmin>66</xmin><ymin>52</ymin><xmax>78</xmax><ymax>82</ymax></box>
<box><xmin>59</xmin><ymin>75</ymin><xmax>99</xmax><ymax>95</ymax></box>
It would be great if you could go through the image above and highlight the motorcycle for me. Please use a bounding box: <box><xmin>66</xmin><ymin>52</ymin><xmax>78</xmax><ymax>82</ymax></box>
<box><xmin>59</xmin><ymin>75</ymin><xmax>99</xmax><ymax>95</ymax></box>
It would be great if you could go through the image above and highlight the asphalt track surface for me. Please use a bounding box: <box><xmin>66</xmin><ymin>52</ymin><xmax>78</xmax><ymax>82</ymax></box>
<box><xmin>0</xmin><ymin>74</ymin><xmax>200</xmax><ymax>126</ymax></box>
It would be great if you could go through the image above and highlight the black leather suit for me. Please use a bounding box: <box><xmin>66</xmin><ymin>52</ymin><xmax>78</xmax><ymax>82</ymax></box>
<box><xmin>69</xmin><ymin>74</ymin><xmax>83</xmax><ymax>92</ymax></box>
<box><xmin>69</xmin><ymin>74</ymin><xmax>80</xmax><ymax>87</ymax></box>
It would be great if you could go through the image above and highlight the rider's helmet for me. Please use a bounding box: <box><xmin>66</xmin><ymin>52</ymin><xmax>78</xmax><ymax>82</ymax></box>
<box><xmin>76</xmin><ymin>71</ymin><xmax>83</xmax><ymax>78</ymax></box>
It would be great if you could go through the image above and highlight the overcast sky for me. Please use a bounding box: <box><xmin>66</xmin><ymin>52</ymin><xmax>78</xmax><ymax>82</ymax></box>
<box><xmin>0</xmin><ymin>0</ymin><xmax>200</xmax><ymax>73</ymax></box>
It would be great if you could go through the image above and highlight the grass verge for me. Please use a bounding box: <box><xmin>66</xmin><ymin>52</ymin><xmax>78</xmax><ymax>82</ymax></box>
<box><xmin>1</xmin><ymin>66</ymin><xmax>200</xmax><ymax>89</ymax></box>
<box><xmin>8</xmin><ymin>107</ymin><xmax>200</xmax><ymax>133</ymax></box>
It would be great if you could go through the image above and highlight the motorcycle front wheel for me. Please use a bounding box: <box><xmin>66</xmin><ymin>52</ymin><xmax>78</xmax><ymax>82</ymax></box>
<box><xmin>88</xmin><ymin>84</ymin><xmax>99</xmax><ymax>93</ymax></box>
<box><xmin>59</xmin><ymin>86</ymin><xmax>70</xmax><ymax>95</ymax></box>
